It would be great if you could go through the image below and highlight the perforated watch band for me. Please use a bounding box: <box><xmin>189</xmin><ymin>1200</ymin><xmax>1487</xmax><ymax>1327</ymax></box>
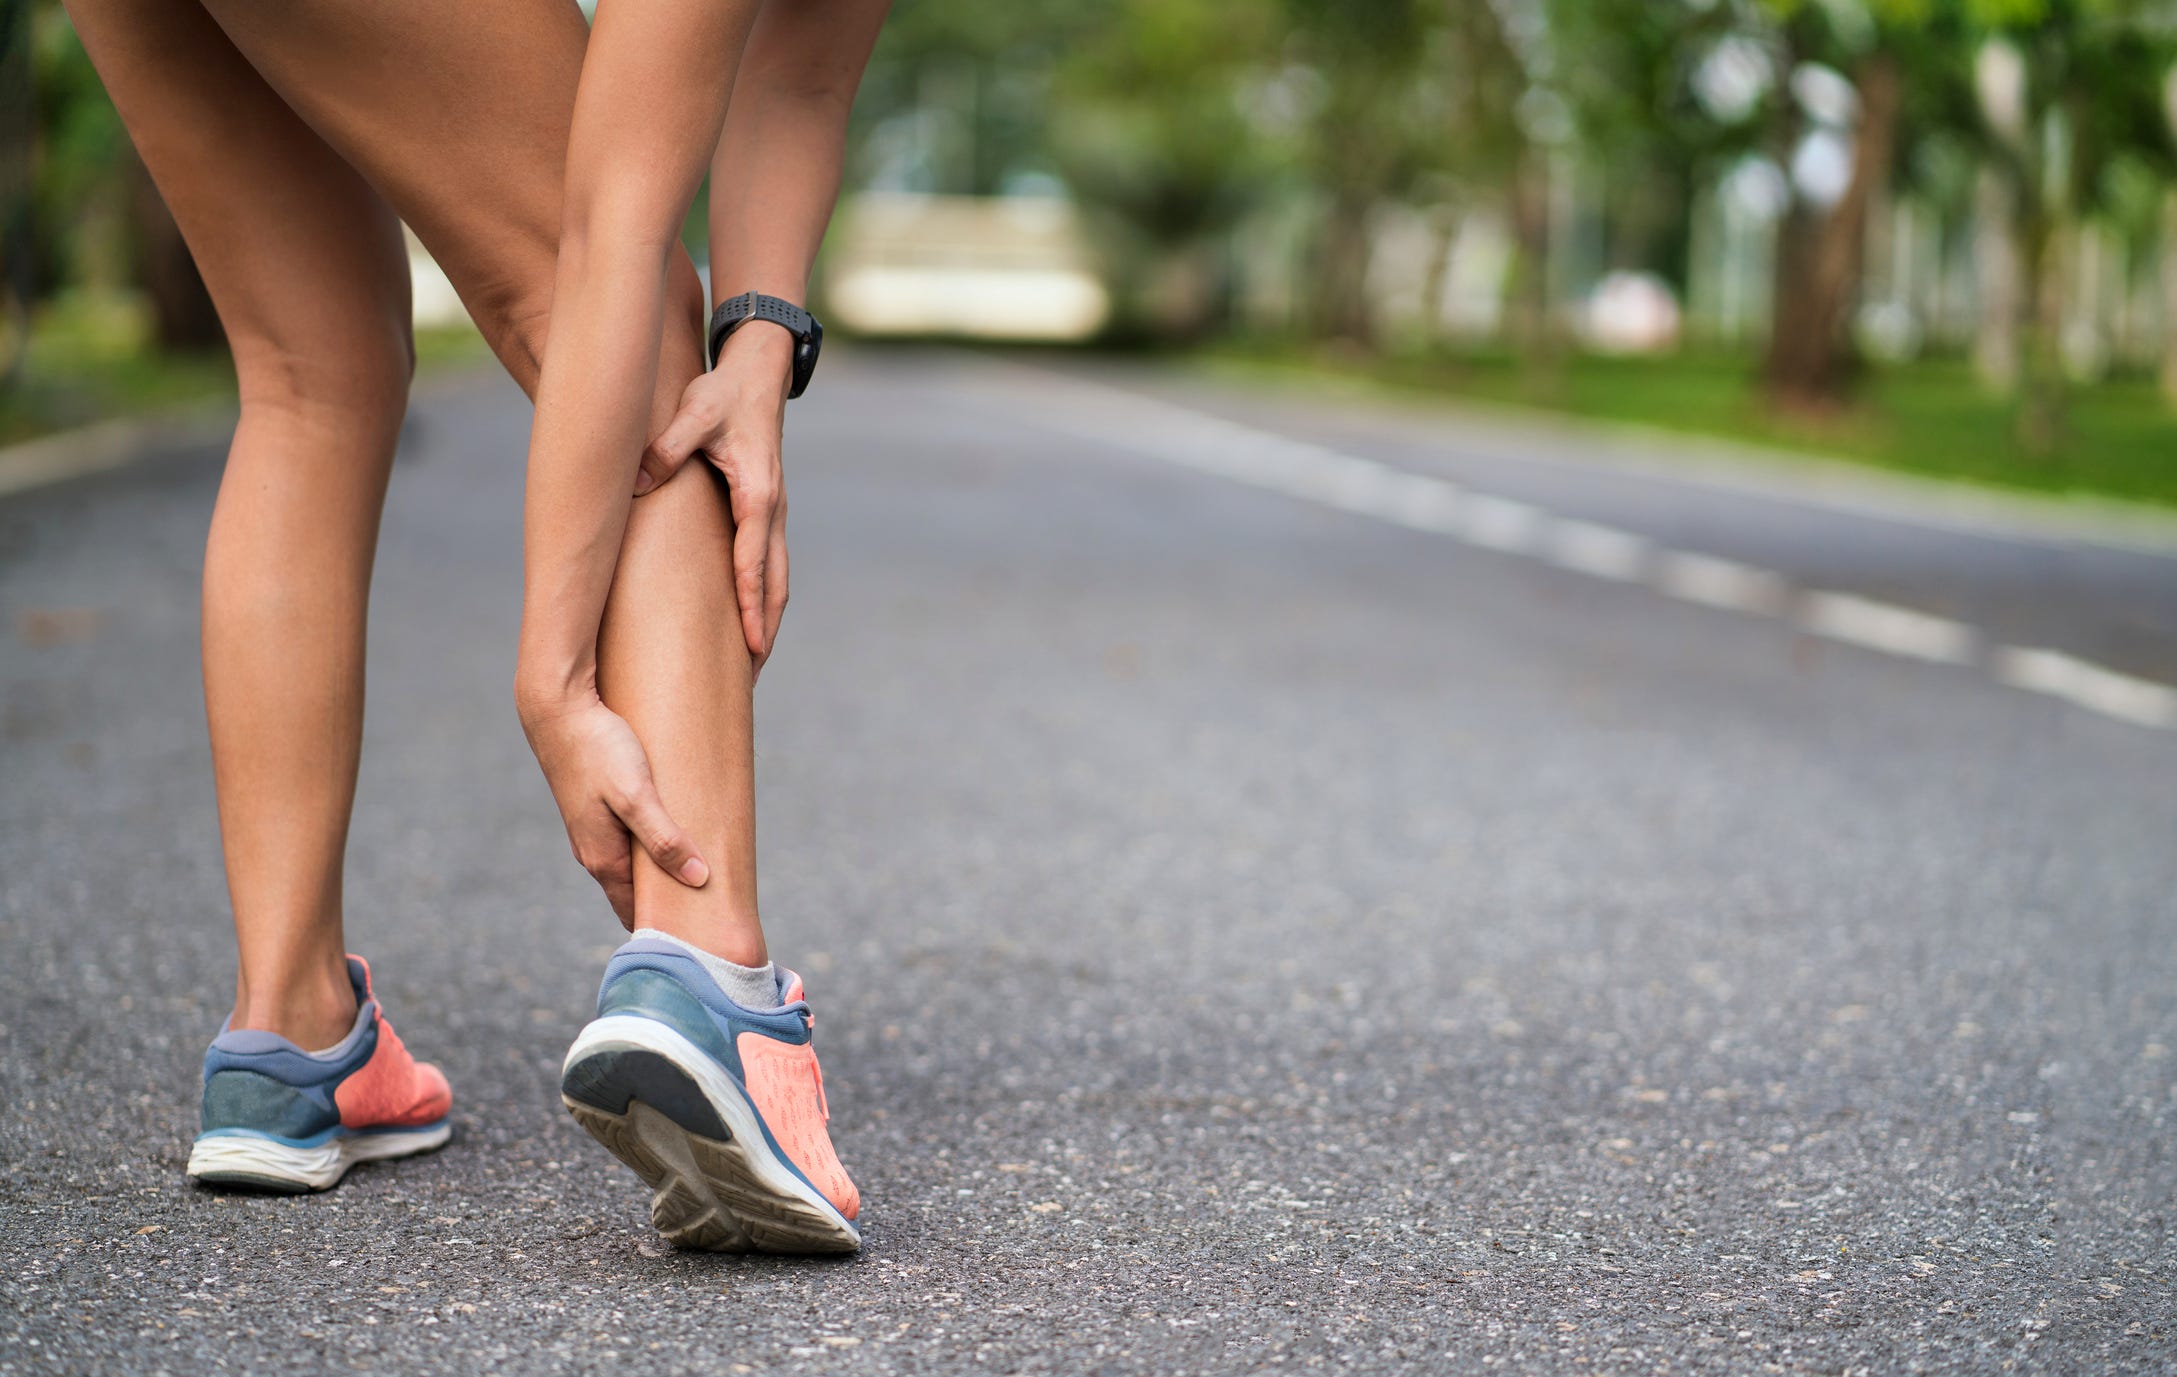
<box><xmin>706</xmin><ymin>291</ymin><xmax>823</xmax><ymax>398</ymax></box>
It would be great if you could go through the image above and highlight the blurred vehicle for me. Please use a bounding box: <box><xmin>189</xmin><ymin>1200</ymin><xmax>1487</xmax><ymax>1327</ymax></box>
<box><xmin>821</xmin><ymin>191</ymin><xmax>1109</xmax><ymax>342</ymax></box>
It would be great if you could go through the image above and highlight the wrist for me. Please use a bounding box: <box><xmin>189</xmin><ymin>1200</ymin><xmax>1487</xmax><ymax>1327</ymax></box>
<box><xmin>716</xmin><ymin>320</ymin><xmax>797</xmax><ymax>391</ymax></box>
<box><xmin>513</xmin><ymin>653</ymin><xmax>600</xmax><ymax>726</ymax></box>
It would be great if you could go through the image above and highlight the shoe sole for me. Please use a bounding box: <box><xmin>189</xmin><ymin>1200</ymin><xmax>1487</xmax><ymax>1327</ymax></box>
<box><xmin>185</xmin><ymin>1122</ymin><xmax>452</xmax><ymax>1193</ymax></box>
<box><xmin>560</xmin><ymin>1015</ymin><xmax>860</xmax><ymax>1255</ymax></box>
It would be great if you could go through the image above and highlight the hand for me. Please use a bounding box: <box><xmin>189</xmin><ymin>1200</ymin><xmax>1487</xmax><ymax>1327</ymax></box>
<box><xmin>517</xmin><ymin>691</ymin><xmax>708</xmax><ymax>928</ymax></box>
<box><xmin>637</xmin><ymin>325</ymin><xmax>793</xmax><ymax>676</ymax></box>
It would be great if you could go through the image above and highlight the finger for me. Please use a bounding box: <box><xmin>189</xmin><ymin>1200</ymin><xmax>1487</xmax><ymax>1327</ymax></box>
<box><xmin>638</xmin><ymin>404</ymin><xmax>714</xmax><ymax>497</ymax></box>
<box><xmin>605</xmin><ymin>873</ymin><xmax>636</xmax><ymax>931</ymax></box>
<box><xmin>730</xmin><ymin>498</ymin><xmax>772</xmax><ymax>664</ymax></box>
<box><xmin>755</xmin><ymin>522</ymin><xmax>788</xmax><ymax>679</ymax></box>
<box><xmin>579</xmin><ymin>835</ymin><xmax>639</xmax><ymax>928</ymax></box>
<box><xmin>612</xmin><ymin>776</ymin><xmax>711</xmax><ymax>889</ymax></box>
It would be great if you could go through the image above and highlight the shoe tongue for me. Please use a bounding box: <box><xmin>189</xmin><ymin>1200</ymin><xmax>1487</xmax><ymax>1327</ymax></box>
<box><xmin>778</xmin><ymin>968</ymin><xmax>805</xmax><ymax>1005</ymax></box>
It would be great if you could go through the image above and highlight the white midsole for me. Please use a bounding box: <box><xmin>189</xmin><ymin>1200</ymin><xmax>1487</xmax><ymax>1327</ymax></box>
<box><xmin>562</xmin><ymin>1014</ymin><xmax>855</xmax><ymax>1239</ymax></box>
<box><xmin>186</xmin><ymin>1122</ymin><xmax>451</xmax><ymax>1191</ymax></box>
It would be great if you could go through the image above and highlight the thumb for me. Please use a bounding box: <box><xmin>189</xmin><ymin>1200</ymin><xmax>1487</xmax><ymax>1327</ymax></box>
<box><xmin>612</xmin><ymin>778</ymin><xmax>710</xmax><ymax>888</ymax></box>
<box><xmin>638</xmin><ymin>408</ymin><xmax>711</xmax><ymax>497</ymax></box>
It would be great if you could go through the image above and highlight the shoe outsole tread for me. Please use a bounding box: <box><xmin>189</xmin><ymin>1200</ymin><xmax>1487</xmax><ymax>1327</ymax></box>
<box><xmin>561</xmin><ymin>1020</ymin><xmax>859</xmax><ymax>1256</ymax></box>
<box><xmin>564</xmin><ymin>1093</ymin><xmax>858</xmax><ymax>1254</ymax></box>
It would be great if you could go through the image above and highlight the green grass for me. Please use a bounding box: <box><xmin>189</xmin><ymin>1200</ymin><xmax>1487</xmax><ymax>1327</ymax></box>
<box><xmin>1</xmin><ymin>291</ymin><xmax>494</xmax><ymax>447</ymax></box>
<box><xmin>1</xmin><ymin>292</ymin><xmax>236</xmax><ymax>444</ymax></box>
<box><xmin>1202</xmin><ymin>342</ymin><xmax>2177</xmax><ymax>511</ymax></box>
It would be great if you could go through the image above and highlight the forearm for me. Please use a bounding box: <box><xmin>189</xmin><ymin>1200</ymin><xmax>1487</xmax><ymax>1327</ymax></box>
<box><xmin>516</xmin><ymin>238</ymin><xmax>674</xmax><ymax>707</ymax></box>
<box><xmin>705</xmin><ymin>0</ymin><xmax>891</xmax><ymax>311</ymax></box>
<box><xmin>515</xmin><ymin>0</ymin><xmax>760</xmax><ymax>712</ymax></box>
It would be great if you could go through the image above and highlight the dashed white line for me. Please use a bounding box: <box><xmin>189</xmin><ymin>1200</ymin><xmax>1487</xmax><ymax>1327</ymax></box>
<box><xmin>1372</xmin><ymin>472</ymin><xmax>1466</xmax><ymax>534</ymax></box>
<box><xmin>1992</xmin><ymin>647</ymin><xmax>2177</xmax><ymax>729</ymax></box>
<box><xmin>1457</xmin><ymin>494</ymin><xmax>1545</xmax><ymax>553</ymax></box>
<box><xmin>1798</xmin><ymin>592</ymin><xmax>1979</xmax><ymax>666</ymax></box>
<box><xmin>1651</xmin><ymin>551</ymin><xmax>1790</xmax><ymax>615</ymax></box>
<box><xmin>1545</xmin><ymin>519</ymin><xmax>1651</xmax><ymax>582</ymax></box>
<box><xmin>995</xmin><ymin>367</ymin><xmax>2175</xmax><ymax>733</ymax></box>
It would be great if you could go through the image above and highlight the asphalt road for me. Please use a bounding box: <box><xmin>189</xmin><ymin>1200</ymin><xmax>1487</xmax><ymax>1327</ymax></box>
<box><xmin>2</xmin><ymin>348</ymin><xmax>2173</xmax><ymax>1375</ymax></box>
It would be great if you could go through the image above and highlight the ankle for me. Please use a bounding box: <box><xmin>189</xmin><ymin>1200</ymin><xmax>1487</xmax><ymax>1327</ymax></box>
<box><xmin>233</xmin><ymin>962</ymin><xmax>358</xmax><ymax>1051</ymax></box>
<box><xmin>631</xmin><ymin>927</ymin><xmax>780</xmax><ymax>1010</ymax></box>
<box><xmin>637</xmin><ymin>917</ymin><xmax>767</xmax><ymax>969</ymax></box>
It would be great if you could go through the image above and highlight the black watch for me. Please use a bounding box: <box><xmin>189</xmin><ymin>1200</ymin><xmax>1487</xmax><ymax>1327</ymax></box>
<box><xmin>706</xmin><ymin>291</ymin><xmax>823</xmax><ymax>399</ymax></box>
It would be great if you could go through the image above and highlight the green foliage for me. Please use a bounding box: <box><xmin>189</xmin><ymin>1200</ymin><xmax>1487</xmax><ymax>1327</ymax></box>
<box><xmin>1210</xmin><ymin>340</ymin><xmax>2177</xmax><ymax>506</ymax></box>
<box><xmin>1049</xmin><ymin>0</ymin><xmax>1283</xmax><ymax>246</ymax></box>
<box><xmin>29</xmin><ymin>0</ymin><xmax>131</xmax><ymax>295</ymax></box>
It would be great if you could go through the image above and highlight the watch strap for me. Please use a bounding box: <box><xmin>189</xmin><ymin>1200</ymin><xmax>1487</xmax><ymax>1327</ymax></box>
<box><xmin>706</xmin><ymin>291</ymin><xmax>822</xmax><ymax>398</ymax></box>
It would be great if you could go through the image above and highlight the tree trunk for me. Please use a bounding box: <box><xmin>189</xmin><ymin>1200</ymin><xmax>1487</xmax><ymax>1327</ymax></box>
<box><xmin>1505</xmin><ymin>148</ymin><xmax>1554</xmax><ymax>369</ymax></box>
<box><xmin>1417</xmin><ymin>203</ymin><xmax>1459</xmax><ymax>346</ymax></box>
<box><xmin>1973</xmin><ymin>168</ymin><xmax>2021</xmax><ymax>390</ymax></box>
<box><xmin>2016</xmin><ymin>207</ymin><xmax>2066</xmax><ymax>455</ymax></box>
<box><xmin>1311</xmin><ymin>185</ymin><xmax>1375</xmax><ymax>345</ymax></box>
<box><xmin>0</xmin><ymin>0</ymin><xmax>30</xmax><ymax>389</ymax></box>
<box><xmin>2160</xmin><ymin>188</ymin><xmax>2177</xmax><ymax>406</ymax></box>
<box><xmin>1145</xmin><ymin>240</ymin><xmax>1219</xmax><ymax>344</ymax></box>
<box><xmin>1764</xmin><ymin>51</ymin><xmax>1902</xmax><ymax>411</ymax></box>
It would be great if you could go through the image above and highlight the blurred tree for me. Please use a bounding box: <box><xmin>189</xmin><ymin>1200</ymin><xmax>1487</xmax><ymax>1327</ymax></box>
<box><xmin>1413</xmin><ymin>0</ymin><xmax>1529</xmax><ymax>345</ymax></box>
<box><xmin>1969</xmin><ymin>0</ymin><xmax>2174</xmax><ymax>450</ymax></box>
<box><xmin>855</xmin><ymin>0</ymin><xmax>1104</xmax><ymax>196</ymax></box>
<box><xmin>1534</xmin><ymin>0</ymin><xmax>1767</xmax><ymax>375</ymax></box>
<box><xmin>2</xmin><ymin>0</ymin><xmax>30</xmax><ymax>386</ymax></box>
<box><xmin>26</xmin><ymin>0</ymin><xmax>218</xmax><ymax>349</ymax></box>
<box><xmin>1545</xmin><ymin>0</ymin><xmax>1757</xmax><ymax>309</ymax></box>
<box><xmin>1284</xmin><ymin>0</ymin><xmax>1434</xmax><ymax>344</ymax></box>
<box><xmin>1049</xmin><ymin>0</ymin><xmax>1284</xmax><ymax>340</ymax></box>
<box><xmin>1754</xmin><ymin>0</ymin><xmax>1980</xmax><ymax>414</ymax></box>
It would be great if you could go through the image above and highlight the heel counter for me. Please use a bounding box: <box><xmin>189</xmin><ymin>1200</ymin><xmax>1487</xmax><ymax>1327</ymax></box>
<box><xmin>597</xmin><ymin>967</ymin><xmax>740</xmax><ymax>1073</ymax></box>
<box><xmin>201</xmin><ymin>1069</ymin><xmax>341</xmax><ymax>1141</ymax></box>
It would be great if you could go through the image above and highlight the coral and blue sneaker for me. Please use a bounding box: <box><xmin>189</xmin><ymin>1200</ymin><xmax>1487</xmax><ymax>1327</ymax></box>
<box><xmin>185</xmin><ymin>955</ymin><xmax>452</xmax><ymax>1192</ymax></box>
<box><xmin>561</xmin><ymin>936</ymin><xmax>861</xmax><ymax>1254</ymax></box>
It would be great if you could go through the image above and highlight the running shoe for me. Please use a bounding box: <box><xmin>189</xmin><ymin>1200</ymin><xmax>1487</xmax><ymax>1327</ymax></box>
<box><xmin>185</xmin><ymin>955</ymin><xmax>452</xmax><ymax>1192</ymax></box>
<box><xmin>560</xmin><ymin>936</ymin><xmax>861</xmax><ymax>1254</ymax></box>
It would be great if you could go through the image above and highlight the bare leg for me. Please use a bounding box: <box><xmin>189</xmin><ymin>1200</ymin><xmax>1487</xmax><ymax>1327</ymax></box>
<box><xmin>600</xmin><ymin>470</ymin><xmax>765</xmax><ymax>963</ymax></box>
<box><xmin>65</xmin><ymin>0</ymin><xmax>415</xmax><ymax>1050</ymax></box>
<box><xmin>192</xmin><ymin>1</ymin><xmax>764</xmax><ymax>950</ymax></box>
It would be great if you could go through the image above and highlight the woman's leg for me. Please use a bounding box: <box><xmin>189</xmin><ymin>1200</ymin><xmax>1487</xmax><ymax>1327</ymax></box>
<box><xmin>64</xmin><ymin>0</ymin><xmax>416</xmax><ymax>1050</ymax></box>
<box><xmin>198</xmin><ymin>0</ymin><xmax>765</xmax><ymax>955</ymax></box>
<box><xmin>599</xmin><ymin>470</ymin><xmax>765</xmax><ymax>963</ymax></box>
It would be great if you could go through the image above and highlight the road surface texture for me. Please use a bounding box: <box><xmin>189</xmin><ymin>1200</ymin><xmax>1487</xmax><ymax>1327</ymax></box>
<box><xmin>2</xmin><ymin>349</ymin><xmax>2173</xmax><ymax>1375</ymax></box>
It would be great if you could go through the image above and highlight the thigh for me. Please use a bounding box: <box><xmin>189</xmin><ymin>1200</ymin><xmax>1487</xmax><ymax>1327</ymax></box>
<box><xmin>199</xmin><ymin>0</ymin><xmax>709</xmax><ymax>402</ymax></box>
<box><xmin>197</xmin><ymin>0</ymin><xmax>594</xmax><ymax>393</ymax></box>
<box><xmin>63</xmin><ymin>0</ymin><xmax>412</xmax><ymax>412</ymax></box>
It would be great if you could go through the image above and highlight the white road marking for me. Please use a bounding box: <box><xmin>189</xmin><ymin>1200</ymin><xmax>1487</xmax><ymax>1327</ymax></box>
<box><xmin>1992</xmin><ymin>647</ymin><xmax>2177</xmax><ymax>729</ymax></box>
<box><xmin>1457</xmin><ymin>494</ymin><xmax>1545</xmax><ymax>553</ymax></box>
<box><xmin>1799</xmin><ymin>592</ymin><xmax>1979</xmax><ymax>665</ymax></box>
<box><xmin>1545</xmin><ymin>519</ymin><xmax>1650</xmax><ymax>582</ymax></box>
<box><xmin>1652</xmin><ymin>551</ymin><xmax>1790</xmax><ymax>615</ymax></box>
<box><xmin>992</xmin><ymin>366</ymin><xmax>2175</xmax><ymax>732</ymax></box>
<box><xmin>1373</xmin><ymin>472</ymin><xmax>1467</xmax><ymax>535</ymax></box>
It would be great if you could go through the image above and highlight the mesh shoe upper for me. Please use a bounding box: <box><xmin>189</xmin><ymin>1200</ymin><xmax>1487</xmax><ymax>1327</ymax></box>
<box><xmin>596</xmin><ymin>940</ymin><xmax>859</xmax><ymax>1220</ymax></box>
<box><xmin>200</xmin><ymin>956</ymin><xmax>450</xmax><ymax>1141</ymax></box>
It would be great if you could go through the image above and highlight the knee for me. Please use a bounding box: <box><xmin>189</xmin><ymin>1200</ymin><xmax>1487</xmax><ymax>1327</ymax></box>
<box><xmin>230</xmin><ymin>309</ymin><xmax>413</xmax><ymax>434</ymax></box>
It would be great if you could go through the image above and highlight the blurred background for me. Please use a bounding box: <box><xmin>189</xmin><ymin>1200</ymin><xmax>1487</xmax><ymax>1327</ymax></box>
<box><xmin>6</xmin><ymin>5</ymin><xmax>2177</xmax><ymax>1366</ymax></box>
<box><xmin>8</xmin><ymin>0</ymin><xmax>2177</xmax><ymax>506</ymax></box>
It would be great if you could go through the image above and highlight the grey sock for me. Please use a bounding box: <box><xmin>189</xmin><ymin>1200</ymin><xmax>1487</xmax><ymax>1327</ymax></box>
<box><xmin>631</xmin><ymin>928</ymin><xmax>780</xmax><ymax>1009</ymax></box>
